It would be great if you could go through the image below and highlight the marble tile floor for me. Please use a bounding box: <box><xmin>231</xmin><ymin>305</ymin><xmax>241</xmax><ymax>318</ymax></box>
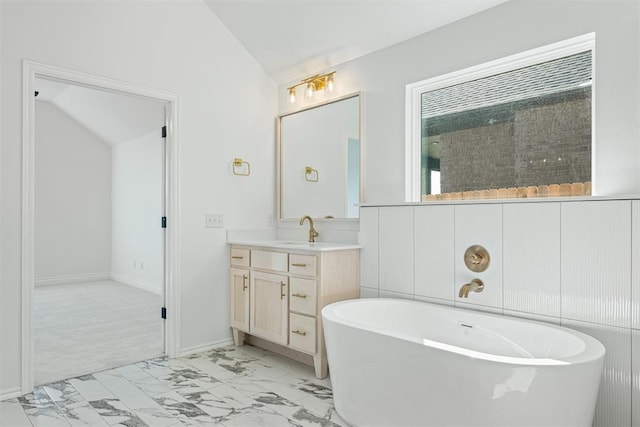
<box><xmin>0</xmin><ymin>345</ymin><xmax>349</xmax><ymax>427</ymax></box>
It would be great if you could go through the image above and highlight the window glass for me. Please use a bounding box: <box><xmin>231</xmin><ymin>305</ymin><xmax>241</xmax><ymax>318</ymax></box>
<box><xmin>420</xmin><ymin>50</ymin><xmax>592</xmax><ymax>201</ymax></box>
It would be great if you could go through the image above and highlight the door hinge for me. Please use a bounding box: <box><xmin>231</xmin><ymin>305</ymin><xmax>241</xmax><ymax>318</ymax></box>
<box><xmin>162</xmin><ymin>125</ymin><xmax>167</xmax><ymax>138</ymax></box>
<box><xmin>162</xmin><ymin>217</ymin><xmax>167</xmax><ymax>228</ymax></box>
<box><xmin>161</xmin><ymin>307</ymin><xmax>167</xmax><ymax>319</ymax></box>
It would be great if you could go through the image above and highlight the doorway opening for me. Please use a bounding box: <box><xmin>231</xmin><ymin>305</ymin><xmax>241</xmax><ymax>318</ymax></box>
<box><xmin>22</xmin><ymin>61</ymin><xmax>180</xmax><ymax>393</ymax></box>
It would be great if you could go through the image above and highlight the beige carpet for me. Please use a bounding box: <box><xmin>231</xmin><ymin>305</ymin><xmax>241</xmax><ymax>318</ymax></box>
<box><xmin>34</xmin><ymin>280</ymin><xmax>163</xmax><ymax>385</ymax></box>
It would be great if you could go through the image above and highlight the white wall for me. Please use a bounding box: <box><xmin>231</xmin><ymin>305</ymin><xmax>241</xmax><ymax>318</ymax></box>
<box><xmin>279</xmin><ymin>0</ymin><xmax>640</xmax><ymax>201</ymax></box>
<box><xmin>34</xmin><ymin>101</ymin><xmax>112</xmax><ymax>283</ymax></box>
<box><xmin>361</xmin><ymin>198</ymin><xmax>640</xmax><ymax>427</ymax></box>
<box><xmin>111</xmin><ymin>130</ymin><xmax>163</xmax><ymax>294</ymax></box>
<box><xmin>0</xmin><ymin>0</ymin><xmax>277</xmax><ymax>395</ymax></box>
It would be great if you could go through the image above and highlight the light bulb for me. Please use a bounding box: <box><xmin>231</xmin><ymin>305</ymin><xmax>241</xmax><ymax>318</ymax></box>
<box><xmin>305</xmin><ymin>82</ymin><xmax>315</xmax><ymax>99</ymax></box>
<box><xmin>288</xmin><ymin>88</ymin><xmax>296</xmax><ymax>105</ymax></box>
<box><xmin>325</xmin><ymin>74</ymin><xmax>335</xmax><ymax>94</ymax></box>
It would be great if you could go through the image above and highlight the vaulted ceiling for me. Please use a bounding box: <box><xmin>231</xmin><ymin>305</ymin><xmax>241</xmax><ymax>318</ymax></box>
<box><xmin>35</xmin><ymin>78</ymin><xmax>166</xmax><ymax>146</ymax></box>
<box><xmin>204</xmin><ymin>0</ymin><xmax>510</xmax><ymax>83</ymax></box>
<box><xmin>34</xmin><ymin>1</ymin><xmax>509</xmax><ymax>142</ymax></box>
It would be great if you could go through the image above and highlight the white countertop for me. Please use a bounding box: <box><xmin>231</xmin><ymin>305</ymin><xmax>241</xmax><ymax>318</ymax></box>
<box><xmin>227</xmin><ymin>239</ymin><xmax>362</xmax><ymax>252</ymax></box>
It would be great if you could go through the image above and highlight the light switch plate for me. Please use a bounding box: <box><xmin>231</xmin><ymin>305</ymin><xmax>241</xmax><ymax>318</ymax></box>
<box><xmin>205</xmin><ymin>213</ymin><xmax>224</xmax><ymax>228</ymax></box>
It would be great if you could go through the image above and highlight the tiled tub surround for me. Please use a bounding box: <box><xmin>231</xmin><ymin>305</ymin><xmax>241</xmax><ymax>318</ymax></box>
<box><xmin>0</xmin><ymin>345</ymin><xmax>346</xmax><ymax>426</ymax></box>
<box><xmin>360</xmin><ymin>198</ymin><xmax>640</xmax><ymax>427</ymax></box>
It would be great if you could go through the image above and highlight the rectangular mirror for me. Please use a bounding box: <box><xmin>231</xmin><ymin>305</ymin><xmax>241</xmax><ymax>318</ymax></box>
<box><xmin>278</xmin><ymin>93</ymin><xmax>362</xmax><ymax>220</ymax></box>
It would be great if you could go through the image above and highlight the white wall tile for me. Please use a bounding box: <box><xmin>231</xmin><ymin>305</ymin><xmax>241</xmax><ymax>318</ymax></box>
<box><xmin>633</xmin><ymin>201</ymin><xmax>640</xmax><ymax>330</ymax></box>
<box><xmin>454</xmin><ymin>204</ymin><xmax>503</xmax><ymax>309</ymax></box>
<box><xmin>414</xmin><ymin>205</ymin><xmax>455</xmax><ymax>300</ymax></box>
<box><xmin>503</xmin><ymin>202</ymin><xmax>561</xmax><ymax>317</ymax></box>
<box><xmin>633</xmin><ymin>330</ymin><xmax>640</xmax><ymax>427</ymax></box>
<box><xmin>378</xmin><ymin>290</ymin><xmax>414</xmax><ymax>300</ymax></box>
<box><xmin>562</xmin><ymin>319</ymin><xmax>632</xmax><ymax>427</ymax></box>
<box><xmin>414</xmin><ymin>295</ymin><xmax>454</xmax><ymax>308</ymax></box>
<box><xmin>359</xmin><ymin>207</ymin><xmax>379</xmax><ymax>289</ymax></box>
<box><xmin>455</xmin><ymin>301</ymin><xmax>503</xmax><ymax>315</ymax></box>
<box><xmin>561</xmin><ymin>201</ymin><xmax>632</xmax><ymax>328</ymax></box>
<box><xmin>359</xmin><ymin>286</ymin><xmax>378</xmax><ymax>299</ymax></box>
<box><xmin>378</xmin><ymin>207</ymin><xmax>414</xmax><ymax>295</ymax></box>
<box><xmin>503</xmin><ymin>309</ymin><xmax>561</xmax><ymax>326</ymax></box>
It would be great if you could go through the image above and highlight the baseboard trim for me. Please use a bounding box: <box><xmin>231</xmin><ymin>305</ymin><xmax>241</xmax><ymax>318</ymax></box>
<box><xmin>0</xmin><ymin>387</ymin><xmax>22</xmax><ymax>401</ymax></box>
<box><xmin>110</xmin><ymin>273</ymin><xmax>161</xmax><ymax>295</ymax></box>
<box><xmin>35</xmin><ymin>272</ymin><xmax>110</xmax><ymax>287</ymax></box>
<box><xmin>179</xmin><ymin>338</ymin><xmax>234</xmax><ymax>357</ymax></box>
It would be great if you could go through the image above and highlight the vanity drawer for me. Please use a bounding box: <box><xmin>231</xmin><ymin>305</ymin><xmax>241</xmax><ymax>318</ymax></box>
<box><xmin>289</xmin><ymin>277</ymin><xmax>317</xmax><ymax>316</ymax></box>
<box><xmin>289</xmin><ymin>313</ymin><xmax>316</xmax><ymax>354</ymax></box>
<box><xmin>251</xmin><ymin>250</ymin><xmax>288</xmax><ymax>272</ymax></box>
<box><xmin>230</xmin><ymin>248</ymin><xmax>250</xmax><ymax>267</ymax></box>
<box><xmin>289</xmin><ymin>254</ymin><xmax>317</xmax><ymax>276</ymax></box>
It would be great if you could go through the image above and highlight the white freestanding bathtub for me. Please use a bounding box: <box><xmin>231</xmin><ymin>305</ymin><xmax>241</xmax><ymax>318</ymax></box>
<box><xmin>322</xmin><ymin>299</ymin><xmax>605</xmax><ymax>427</ymax></box>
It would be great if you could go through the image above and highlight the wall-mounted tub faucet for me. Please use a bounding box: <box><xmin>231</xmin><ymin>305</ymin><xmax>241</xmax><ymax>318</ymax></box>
<box><xmin>458</xmin><ymin>279</ymin><xmax>484</xmax><ymax>298</ymax></box>
<box><xmin>299</xmin><ymin>215</ymin><xmax>319</xmax><ymax>242</ymax></box>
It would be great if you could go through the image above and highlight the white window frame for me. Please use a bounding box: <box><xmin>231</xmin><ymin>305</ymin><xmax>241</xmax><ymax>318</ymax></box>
<box><xmin>404</xmin><ymin>33</ymin><xmax>596</xmax><ymax>202</ymax></box>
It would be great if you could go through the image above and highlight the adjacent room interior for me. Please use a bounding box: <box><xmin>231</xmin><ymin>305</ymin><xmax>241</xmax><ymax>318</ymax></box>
<box><xmin>33</xmin><ymin>78</ymin><xmax>167</xmax><ymax>385</ymax></box>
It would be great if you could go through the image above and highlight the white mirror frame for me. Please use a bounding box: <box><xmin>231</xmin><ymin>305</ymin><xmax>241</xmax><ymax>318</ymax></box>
<box><xmin>277</xmin><ymin>91</ymin><xmax>364</xmax><ymax>221</ymax></box>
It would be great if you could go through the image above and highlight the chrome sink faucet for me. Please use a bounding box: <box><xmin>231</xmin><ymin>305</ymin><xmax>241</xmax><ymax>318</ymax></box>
<box><xmin>299</xmin><ymin>215</ymin><xmax>319</xmax><ymax>243</ymax></box>
<box><xmin>458</xmin><ymin>279</ymin><xmax>484</xmax><ymax>298</ymax></box>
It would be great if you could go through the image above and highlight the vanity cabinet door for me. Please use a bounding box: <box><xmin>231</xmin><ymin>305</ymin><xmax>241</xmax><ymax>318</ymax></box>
<box><xmin>230</xmin><ymin>267</ymin><xmax>250</xmax><ymax>332</ymax></box>
<box><xmin>250</xmin><ymin>271</ymin><xmax>289</xmax><ymax>345</ymax></box>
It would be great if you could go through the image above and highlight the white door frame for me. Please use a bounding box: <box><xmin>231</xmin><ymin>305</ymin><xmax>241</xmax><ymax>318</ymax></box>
<box><xmin>21</xmin><ymin>60</ymin><xmax>181</xmax><ymax>393</ymax></box>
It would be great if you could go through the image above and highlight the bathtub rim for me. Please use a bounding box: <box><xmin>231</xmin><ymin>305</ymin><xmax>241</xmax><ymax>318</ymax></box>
<box><xmin>322</xmin><ymin>298</ymin><xmax>606</xmax><ymax>367</ymax></box>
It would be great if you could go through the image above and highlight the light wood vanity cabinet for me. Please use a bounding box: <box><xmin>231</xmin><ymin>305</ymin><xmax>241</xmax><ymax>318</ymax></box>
<box><xmin>229</xmin><ymin>244</ymin><xmax>360</xmax><ymax>378</ymax></box>
<box><xmin>229</xmin><ymin>248</ymin><xmax>250</xmax><ymax>337</ymax></box>
<box><xmin>229</xmin><ymin>267</ymin><xmax>250</xmax><ymax>333</ymax></box>
<box><xmin>250</xmin><ymin>270</ymin><xmax>288</xmax><ymax>345</ymax></box>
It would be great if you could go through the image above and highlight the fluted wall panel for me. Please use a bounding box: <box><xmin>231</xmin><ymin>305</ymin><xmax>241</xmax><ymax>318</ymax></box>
<box><xmin>359</xmin><ymin>207</ymin><xmax>379</xmax><ymax>290</ymax></box>
<box><xmin>633</xmin><ymin>330</ymin><xmax>640</xmax><ymax>427</ymax></box>
<box><xmin>414</xmin><ymin>205</ymin><xmax>455</xmax><ymax>301</ymax></box>
<box><xmin>454</xmin><ymin>204</ymin><xmax>503</xmax><ymax>308</ymax></box>
<box><xmin>378</xmin><ymin>207</ymin><xmax>414</xmax><ymax>295</ymax></box>
<box><xmin>503</xmin><ymin>202</ymin><xmax>561</xmax><ymax>317</ymax></box>
<box><xmin>632</xmin><ymin>201</ymin><xmax>640</xmax><ymax>330</ymax></box>
<box><xmin>561</xmin><ymin>201</ymin><xmax>631</xmax><ymax>327</ymax></box>
<box><xmin>563</xmin><ymin>320</ymin><xmax>632</xmax><ymax>427</ymax></box>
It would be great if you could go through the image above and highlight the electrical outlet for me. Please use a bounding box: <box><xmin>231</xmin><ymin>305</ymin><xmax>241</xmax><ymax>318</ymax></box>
<box><xmin>267</xmin><ymin>214</ymin><xmax>274</xmax><ymax>227</ymax></box>
<box><xmin>205</xmin><ymin>213</ymin><xmax>224</xmax><ymax>228</ymax></box>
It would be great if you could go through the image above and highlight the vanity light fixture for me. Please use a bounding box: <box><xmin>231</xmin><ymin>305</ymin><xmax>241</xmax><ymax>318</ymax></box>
<box><xmin>287</xmin><ymin>71</ymin><xmax>337</xmax><ymax>105</ymax></box>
